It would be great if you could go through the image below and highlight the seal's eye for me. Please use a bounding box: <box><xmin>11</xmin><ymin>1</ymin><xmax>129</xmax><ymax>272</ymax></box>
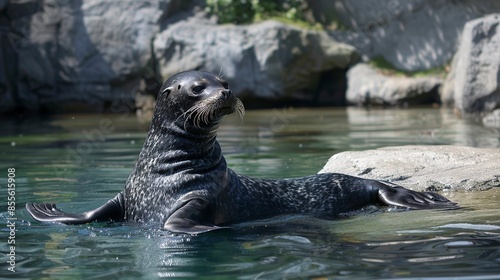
<box><xmin>192</xmin><ymin>85</ymin><xmax>205</xmax><ymax>94</ymax></box>
<box><xmin>221</xmin><ymin>81</ymin><xmax>229</xmax><ymax>89</ymax></box>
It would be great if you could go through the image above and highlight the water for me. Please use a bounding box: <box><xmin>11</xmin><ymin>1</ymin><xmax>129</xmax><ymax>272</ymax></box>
<box><xmin>1</xmin><ymin>107</ymin><xmax>499</xmax><ymax>279</ymax></box>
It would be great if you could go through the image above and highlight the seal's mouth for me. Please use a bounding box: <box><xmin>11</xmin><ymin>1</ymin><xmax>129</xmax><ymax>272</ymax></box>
<box><xmin>219</xmin><ymin>106</ymin><xmax>235</xmax><ymax>115</ymax></box>
<box><xmin>228</xmin><ymin>97</ymin><xmax>245</xmax><ymax>124</ymax></box>
<box><xmin>215</xmin><ymin>97</ymin><xmax>245</xmax><ymax>123</ymax></box>
<box><xmin>179</xmin><ymin>96</ymin><xmax>245</xmax><ymax>129</ymax></box>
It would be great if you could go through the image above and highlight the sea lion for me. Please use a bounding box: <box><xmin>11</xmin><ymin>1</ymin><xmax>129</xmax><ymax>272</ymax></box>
<box><xmin>26</xmin><ymin>71</ymin><xmax>458</xmax><ymax>234</ymax></box>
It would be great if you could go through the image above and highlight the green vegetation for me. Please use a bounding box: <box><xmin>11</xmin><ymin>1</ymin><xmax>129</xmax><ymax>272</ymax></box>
<box><xmin>369</xmin><ymin>56</ymin><xmax>448</xmax><ymax>77</ymax></box>
<box><xmin>205</xmin><ymin>0</ymin><xmax>312</xmax><ymax>26</ymax></box>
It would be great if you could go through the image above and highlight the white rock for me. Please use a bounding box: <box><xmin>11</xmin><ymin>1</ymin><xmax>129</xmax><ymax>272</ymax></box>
<box><xmin>443</xmin><ymin>14</ymin><xmax>500</xmax><ymax>114</ymax></box>
<box><xmin>319</xmin><ymin>145</ymin><xmax>500</xmax><ymax>191</ymax></box>
<box><xmin>346</xmin><ymin>64</ymin><xmax>441</xmax><ymax>106</ymax></box>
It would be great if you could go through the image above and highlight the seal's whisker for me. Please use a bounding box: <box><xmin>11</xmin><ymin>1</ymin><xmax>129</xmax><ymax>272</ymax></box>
<box><xmin>202</xmin><ymin>106</ymin><xmax>211</xmax><ymax>125</ymax></box>
<box><xmin>182</xmin><ymin>104</ymin><xmax>204</xmax><ymax>129</ymax></box>
<box><xmin>176</xmin><ymin>105</ymin><xmax>197</xmax><ymax>129</ymax></box>
<box><xmin>178</xmin><ymin>95</ymin><xmax>244</xmax><ymax>129</ymax></box>
<box><xmin>193</xmin><ymin>106</ymin><xmax>204</xmax><ymax>128</ymax></box>
<box><xmin>233</xmin><ymin>98</ymin><xmax>246</xmax><ymax>127</ymax></box>
<box><xmin>197</xmin><ymin>106</ymin><xmax>210</xmax><ymax>127</ymax></box>
<box><xmin>236</xmin><ymin>98</ymin><xmax>245</xmax><ymax>118</ymax></box>
<box><xmin>218</xmin><ymin>67</ymin><xmax>224</xmax><ymax>79</ymax></box>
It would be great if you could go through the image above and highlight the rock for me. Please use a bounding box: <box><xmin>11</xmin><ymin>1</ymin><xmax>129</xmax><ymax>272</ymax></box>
<box><xmin>153</xmin><ymin>19</ymin><xmax>358</xmax><ymax>103</ymax></box>
<box><xmin>4</xmin><ymin>4</ymin><xmax>359</xmax><ymax>113</ymax></box>
<box><xmin>2</xmin><ymin>0</ymin><xmax>40</xmax><ymax>112</ymax></box>
<box><xmin>80</xmin><ymin>0</ymin><xmax>166</xmax><ymax>82</ymax></box>
<box><xmin>442</xmin><ymin>14</ymin><xmax>500</xmax><ymax>115</ymax></box>
<box><xmin>0</xmin><ymin>0</ymin><xmax>16</xmax><ymax>114</ymax></box>
<box><xmin>319</xmin><ymin>145</ymin><xmax>500</xmax><ymax>192</ymax></box>
<box><xmin>483</xmin><ymin>109</ymin><xmax>500</xmax><ymax>128</ymax></box>
<box><xmin>346</xmin><ymin>63</ymin><xmax>441</xmax><ymax>106</ymax></box>
<box><xmin>1</xmin><ymin>0</ymin><xmax>186</xmax><ymax>113</ymax></box>
<box><xmin>309</xmin><ymin>0</ymin><xmax>500</xmax><ymax>71</ymax></box>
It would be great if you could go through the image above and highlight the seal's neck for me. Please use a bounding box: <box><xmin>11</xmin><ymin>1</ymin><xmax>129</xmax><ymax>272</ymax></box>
<box><xmin>139</xmin><ymin>120</ymin><xmax>224</xmax><ymax>174</ymax></box>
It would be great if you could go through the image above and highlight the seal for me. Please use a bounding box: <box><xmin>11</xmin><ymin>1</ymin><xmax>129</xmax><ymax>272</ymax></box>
<box><xmin>26</xmin><ymin>71</ymin><xmax>458</xmax><ymax>234</ymax></box>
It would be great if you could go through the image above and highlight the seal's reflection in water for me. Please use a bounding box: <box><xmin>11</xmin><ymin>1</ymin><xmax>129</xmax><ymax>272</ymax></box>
<box><xmin>20</xmin><ymin>207</ymin><xmax>499</xmax><ymax>279</ymax></box>
<box><xmin>133</xmin><ymin>215</ymin><xmax>500</xmax><ymax>279</ymax></box>
<box><xmin>141</xmin><ymin>208</ymin><xmax>500</xmax><ymax>279</ymax></box>
<box><xmin>134</xmin><ymin>219</ymin><xmax>332</xmax><ymax>278</ymax></box>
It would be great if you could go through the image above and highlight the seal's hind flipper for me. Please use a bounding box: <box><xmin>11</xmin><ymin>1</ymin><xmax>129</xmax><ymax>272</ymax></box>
<box><xmin>164</xmin><ymin>199</ymin><xmax>231</xmax><ymax>235</ymax></box>
<box><xmin>26</xmin><ymin>192</ymin><xmax>125</xmax><ymax>225</ymax></box>
<box><xmin>376</xmin><ymin>183</ymin><xmax>459</xmax><ymax>210</ymax></box>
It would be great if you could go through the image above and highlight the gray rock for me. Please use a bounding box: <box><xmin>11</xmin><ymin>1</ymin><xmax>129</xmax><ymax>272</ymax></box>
<box><xmin>483</xmin><ymin>109</ymin><xmax>500</xmax><ymax>128</ymax></box>
<box><xmin>309</xmin><ymin>0</ymin><xmax>500</xmax><ymax>71</ymax></box>
<box><xmin>442</xmin><ymin>14</ymin><xmax>500</xmax><ymax>114</ymax></box>
<box><xmin>1</xmin><ymin>0</ymin><xmax>185</xmax><ymax>113</ymax></box>
<box><xmin>0</xmin><ymin>1</ymin><xmax>15</xmax><ymax>113</ymax></box>
<box><xmin>153</xmin><ymin>19</ymin><xmax>358</xmax><ymax>101</ymax></box>
<box><xmin>81</xmin><ymin>0</ymin><xmax>165</xmax><ymax>82</ymax></box>
<box><xmin>319</xmin><ymin>145</ymin><xmax>500</xmax><ymax>192</ymax></box>
<box><xmin>346</xmin><ymin>63</ymin><xmax>441</xmax><ymax>106</ymax></box>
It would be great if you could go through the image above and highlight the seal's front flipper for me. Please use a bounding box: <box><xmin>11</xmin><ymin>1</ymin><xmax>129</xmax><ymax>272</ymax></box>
<box><xmin>164</xmin><ymin>199</ymin><xmax>231</xmax><ymax>235</ymax></box>
<box><xmin>26</xmin><ymin>192</ymin><xmax>125</xmax><ymax>225</ymax></box>
<box><xmin>375</xmin><ymin>182</ymin><xmax>459</xmax><ymax>210</ymax></box>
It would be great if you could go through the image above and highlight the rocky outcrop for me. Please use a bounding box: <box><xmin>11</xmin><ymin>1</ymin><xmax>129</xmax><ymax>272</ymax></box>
<box><xmin>1</xmin><ymin>0</ymin><xmax>186</xmax><ymax>113</ymax></box>
<box><xmin>153</xmin><ymin>19</ymin><xmax>358</xmax><ymax>103</ymax></box>
<box><xmin>309</xmin><ymin>0</ymin><xmax>500</xmax><ymax>72</ymax></box>
<box><xmin>346</xmin><ymin>63</ymin><xmax>441</xmax><ymax>106</ymax></box>
<box><xmin>319</xmin><ymin>145</ymin><xmax>500</xmax><ymax>192</ymax></box>
<box><xmin>441</xmin><ymin>14</ymin><xmax>500</xmax><ymax>115</ymax></box>
<box><xmin>2</xmin><ymin>0</ymin><xmax>500</xmax><ymax>114</ymax></box>
<box><xmin>313</xmin><ymin>2</ymin><xmax>500</xmax><ymax>114</ymax></box>
<box><xmin>1</xmin><ymin>1</ymin><xmax>358</xmax><ymax>113</ymax></box>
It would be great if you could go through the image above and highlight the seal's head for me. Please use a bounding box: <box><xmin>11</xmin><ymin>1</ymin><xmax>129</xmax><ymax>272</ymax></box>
<box><xmin>155</xmin><ymin>71</ymin><xmax>244</xmax><ymax>131</ymax></box>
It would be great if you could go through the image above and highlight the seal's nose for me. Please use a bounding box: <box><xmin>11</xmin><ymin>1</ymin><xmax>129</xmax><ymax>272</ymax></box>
<box><xmin>221</xmin><ymin>89</ymin><xmax>232</xmax><ymax>99</ymax></box>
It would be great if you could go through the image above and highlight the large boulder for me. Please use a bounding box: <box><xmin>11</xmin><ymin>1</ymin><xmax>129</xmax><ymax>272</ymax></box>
<box><xmin>346</xmin><ymin>63</ymin><xmax>441</xmax><ymax>106</ymax></box>
<box><xmin>308</xmin><ymin>0</ymin><xmax>500</xmax><ymax>71</ymax></box>
<box><xmin>441</xmin><ymin>14</ymin><xmax>500</xmax><ymax>115</ymax></box>
<box><xmin>319</xmin><ymin>145</ymin><xmax>500</xmax><ymax>192</ymax></box>
<box><xmin>1</xmin><ymin>0</ymin><xmax>184</xmax><ymax>113</ymax></box>
<box><xmin>153</xmin><ymin>19</ymin><xmax>358</xmax><ymax>103</ymax></box>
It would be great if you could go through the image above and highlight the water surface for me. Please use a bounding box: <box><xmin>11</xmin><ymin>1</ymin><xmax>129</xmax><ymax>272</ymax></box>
<box><xmin>1</xmin><ymin>107</ymin><xmax>499</xmax><ymax>279</ymax></box>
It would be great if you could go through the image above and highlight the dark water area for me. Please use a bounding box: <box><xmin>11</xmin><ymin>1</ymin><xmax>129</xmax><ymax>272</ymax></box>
<box><xmin>0</xmin><ymin>107</ymin><xmax>499</xmax><ymax>279</ymax></box>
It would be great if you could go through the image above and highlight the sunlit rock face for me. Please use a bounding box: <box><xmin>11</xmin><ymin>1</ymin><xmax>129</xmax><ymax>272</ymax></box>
<box><xmin>442</xmin><ymin>14</ymin><xmax>500</xmax><ymax>115</ymax></box>
<box><xmin>1</xmin><ymin>1</ymin><xmax>357</xmax><ymax>113</ymax></box>
<box><xmin>346</xmin><ymin>63</ymin><xmax>441</xmax><ymax>106</ymax></box>
<box><xmin>0</xmin><ymin>0</ymin><xmax>179</xmax><ymax>113</ymax></box>
<box><xmin>308</xmin><ymin>0</ymin><xmax>500</xmax><ymax>72</ymax></box>
<box><xmin>153</xmin><ymin>19</ymin><xmax>358</xmax><ymax>105</ymax></box>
